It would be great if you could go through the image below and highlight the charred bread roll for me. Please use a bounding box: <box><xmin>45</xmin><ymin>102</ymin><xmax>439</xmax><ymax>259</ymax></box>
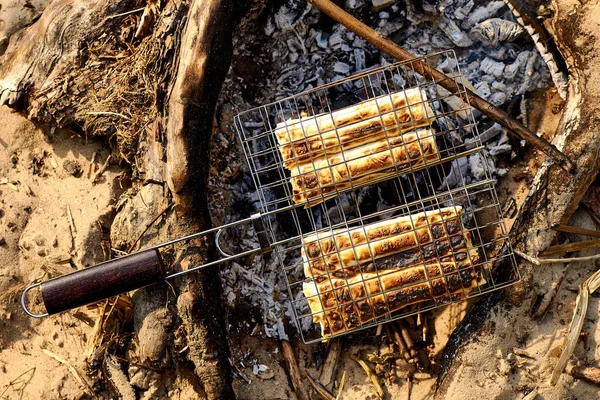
<box><xmin>303</xmin><ymin>260</ymin><xmax>484</xmax><ymax>338</ymax></box>
<box><xmin>275</xmin><ymin>88</ymin><xmax>435</xmax><ymax>168</ymax></box>
<box><xmin>302</xmin><ymin>207</ymin><xmax>478</xmax><ymax>279</ymax></box>
<box><xmin>290</xmin><ymin>129</ymin><xmax>439</xmax><ymax>206</ymax></box>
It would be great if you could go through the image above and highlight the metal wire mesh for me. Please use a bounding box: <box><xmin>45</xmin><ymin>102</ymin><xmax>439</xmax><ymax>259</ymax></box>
<box><xmin>234</xmin><ymin>50</ymin><xmax>520</xmax><ymax>343</ymax></box>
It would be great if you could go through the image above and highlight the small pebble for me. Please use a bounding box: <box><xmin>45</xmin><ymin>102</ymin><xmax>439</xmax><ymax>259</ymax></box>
<box><xmin>0</xmin><ymin>237</ymin><xmax>5</xmax><ymax>246</ymax></box>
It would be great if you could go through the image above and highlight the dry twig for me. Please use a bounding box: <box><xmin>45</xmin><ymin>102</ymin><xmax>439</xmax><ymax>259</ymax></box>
<box><xmin>390</xmin><ymin>323</ymin><xmax>410</xmax><ymax>361</ymax></box>
<box><xmin>549</xmin><ymin>269</ymin><xmax>600</xmax><ymax>384</ymax></box>
<box><xmin>42</xmin><ymin>349</ymin><xmax>97</xmax><ymax>399</ymax></box>
<box><xmin>335</xmin><ymin>371</ymin><xmax>347</xmax><ymax>400</ymax></box>
<box><xmin>0</xmin><ymin>367</ymin><xmax>35</xmax><ymax>399</ymax></box>
<box><xmin>92</xmin><ymin>154</ymin><xmax>112</xmax><ymax>184</ymax></box>
<box><xmin>320</xmin><ymin>339</ymin><xmax>342</xmax><ymax>387</ymax></box>
<box><xmin>127</xmin><ymin>202</ymin><xmax>174</xmax><ymax>253</ymax></box>
<box><xmin>515</xmin><ymin>249</ymin><xmax>600</xmax><ymax>265</ymax></box>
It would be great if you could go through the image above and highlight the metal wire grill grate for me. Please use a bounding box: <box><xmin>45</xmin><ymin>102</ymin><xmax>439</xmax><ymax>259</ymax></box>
<box><xmin>234</xmin><ymin>50</ymin><xmax>520</xmax><ymax>343</ymax></box>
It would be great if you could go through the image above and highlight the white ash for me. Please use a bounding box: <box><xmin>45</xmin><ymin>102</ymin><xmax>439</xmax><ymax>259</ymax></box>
<box><xmin>440</xmin><ymin>157</ymin><xmax>470</xmax><ymax>190</ymax></box>
<box><xmin>470</xmin><ymin>18</ymin><xmax>524</xmax><ymax>47</ymax></box>
<box><xmin>438</xmin><ymin>18</ymin><xmax>473</xmax><ymax>47</ymax></box>
<box><xmin>333</xmin><ymin>61</ymin><xmax>351</xmax><ymax>74</ymax></box>
<box><xmin>489</xmin><ymin>143</ymin><xmax>512</xmax><ymax>156</ymax></box>
<box><xmin>469</xmin><ymin>152</ymin><xmax>496</xmax><ymax>181</ymax></box>
<box><xmin>463</xmin><ymin>1</ymin><xmax>506</xmax><ymax>29</ymax></box>
<box><xmin>465</xmin><ymin>123</ymin><xmax>503</xmax><ymax>149</ymax></box>
<box><xmin>480</xmin><ymin>57</ymin><xmax>506</xmax><ymax>78</ymax></box>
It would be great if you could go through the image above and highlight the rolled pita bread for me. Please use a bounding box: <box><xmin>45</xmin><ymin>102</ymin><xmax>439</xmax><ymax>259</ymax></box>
<box><xmin>303</xmin><ymin>260</ymin><xmax>484</xmax><ymax>338</ymax></box>
<box><xmin>290</xmin><ymin>129</ymin><xmax>439</xmax><ymax>206</ymax></box>
<box><xmin>275</xmin><ymin>88</ymin><xmax>435</xmax><ymax>168</ymax></box>
<box><xmin>302</xmin><ymin>207</ymin><xmax>478</xmax><ymax>279</ymax></box>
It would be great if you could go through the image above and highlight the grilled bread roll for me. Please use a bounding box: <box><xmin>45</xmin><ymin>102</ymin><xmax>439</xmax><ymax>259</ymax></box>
<box><xmin>302</xmin><ymin>207</ymin><xmax>478</xmax><ymax>279</ymax></box>
<box><xmin>275</xmin><ymin>88</ymin><xmax>435</xmax><ymax>168</ymax></box>
<box><xmin>290</xmin><ymin>129</ymin><xmax>439</xmax><ymax>206</ymax></box>
<box><xmin>303</xmin><ymin>260</ymin><xmax>484</xmax><ymax>338</ymax></box>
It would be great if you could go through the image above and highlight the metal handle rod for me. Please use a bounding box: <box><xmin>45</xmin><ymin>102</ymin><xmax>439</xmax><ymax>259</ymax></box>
<box><xmin>148</xmin><ymin>215</ymin><xmax>255</xmax><ymax>250</ymax></box>
<box><xmin>165</xmin><ymin>247</ymin><xmax>262</xmax><ymax>279</ymax></box>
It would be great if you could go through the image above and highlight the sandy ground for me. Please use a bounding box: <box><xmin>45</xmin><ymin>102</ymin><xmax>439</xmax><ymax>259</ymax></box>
<box><xmin>0</xmin><ymin>105</ymin><xmax>123</xmax><ymax>399</ymax></box>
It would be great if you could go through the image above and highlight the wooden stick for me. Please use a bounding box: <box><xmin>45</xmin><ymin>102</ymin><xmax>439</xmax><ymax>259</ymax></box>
<box><xmin>566</xmin><ymin>364</ymin><xmax>600</xmax><ymax>386</ymax></box>
<box><xmin>540</xmin><ymin>239</ymin><xmax>600</xmax><ymax>256</ymax></box>
<box><xmin>306</xmin><ymin>372</ymin><xmax>336</xmax><ymax>400</ymax></box>
<box><xmin>390</xmin><ymin>323</ymin><xmax>411</xmax><ymax>361</ymax></box>
<box><xmin>516</xmin><ymin>249</ymin><xmax>600</xmax><ymax>265</ymax></box>
<box><xmin>553</xmin><ymin>224</ymin><xmax>600</xmax><ymax>238</ymax></box>
<box><xmin>281</xmin><ymin>340</ymin><xmax>310</xmax><ymax>400</ymax></box>
<box><xmin>306</xmin><ymin>0</ymin><xmax>574</xmax><ymax>173</ymax></box>
<box><xmin>320</xmin><ymin>339</ymin><xmax>342</xmax><ymax>387</ymax></box>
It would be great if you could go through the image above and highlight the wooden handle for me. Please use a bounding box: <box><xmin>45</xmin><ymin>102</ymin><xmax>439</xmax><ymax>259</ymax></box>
<box><xmin>40</xmin><ymin>249</ymin><xmax>166</xmax><ymax>315</ymax></box>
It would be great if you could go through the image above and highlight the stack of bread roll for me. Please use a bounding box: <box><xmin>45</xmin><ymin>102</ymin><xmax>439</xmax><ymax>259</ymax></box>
<box><xmin>274</xmin><ymin>88</ymin><xmax>438</xmax><ymax>206</ymax></box>
<box><xmin>301</xmin><ymin>206</ymin><xmax>484</xmax><ymax>338</ymax></box>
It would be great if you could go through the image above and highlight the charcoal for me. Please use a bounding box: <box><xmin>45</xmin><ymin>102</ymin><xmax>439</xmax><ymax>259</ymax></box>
<box><xmin>333</xmin><ymin>61</ymin><xmax>351</xmax><ymax>74</ymax></box>
<box><xmin>480</xmin><ymin>57</ymin><xmax>506</xmax><ymax>77</ymax></box>
<box><xmin>463</xmin><ymin>1</ymin><xmax>506</xmax><ymax>29</ymax></box>
<box><xmin>274</xmin><ymin>1</ymin><xmax>311</xmax><ymax>31</ymax></box>
<box><xmin>439</xmin><ymin>18</ymin><xmax>473</xmax><ymax>47</ymax></box>
<box><xmin>471</xmin><ymin>18</ymin><xmax>524</xmax><ymax>47</ymax></box>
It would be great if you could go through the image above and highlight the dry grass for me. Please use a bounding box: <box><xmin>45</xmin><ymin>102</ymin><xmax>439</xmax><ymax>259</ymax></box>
<box><xmin>82</xmin><ymin>17</ymin><xmax>164</xmax><ymax>163</ymax></box>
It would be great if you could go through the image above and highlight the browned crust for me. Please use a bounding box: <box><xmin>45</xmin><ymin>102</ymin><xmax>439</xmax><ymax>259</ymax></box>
<box><xmin>304</xmin><ymin>261</ymin><xmax>484</xmax><ymax>337</ymax></box>
<box><xmin>289</xmin><ymin>129</ymin><xmax>439</xmax><ymax>206</ymax></box>
<box><xmin>275</xmin><ymin>88</ymin><xmax>434</xmax><ymax>167</ymax></box>
<box><xmin>302</xmin><ymin>207</ymin><xmax>478</xmax><ymax>278</ymax></box>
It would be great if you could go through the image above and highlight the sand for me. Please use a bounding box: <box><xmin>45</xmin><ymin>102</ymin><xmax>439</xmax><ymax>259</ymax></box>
<box><xmin>0</xmin><ymin>106</ymin><xmax>123</xmax><ymax>399</ymax></box>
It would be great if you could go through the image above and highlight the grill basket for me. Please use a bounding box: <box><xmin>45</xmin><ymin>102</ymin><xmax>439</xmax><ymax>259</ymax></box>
<box><xmin>232</xmin><ymin>50</ymin><xmax>519</xmax><ymax>343</ymax></box>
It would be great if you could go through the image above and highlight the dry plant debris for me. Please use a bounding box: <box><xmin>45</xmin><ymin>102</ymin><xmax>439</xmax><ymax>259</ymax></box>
<box><xmin>549</xmin><ymin>268</ymin><xmax>600</xmax><ymax>385</ymax></box>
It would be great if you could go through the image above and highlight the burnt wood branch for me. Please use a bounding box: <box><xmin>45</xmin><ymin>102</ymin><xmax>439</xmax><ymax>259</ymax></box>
<box><xmin>566</xmin><ymin>364</ymin><xmax>600</xmax><ymax>386</ymax></box>
<box><xmin>553</xmin><ymin>224</ymin><xmax>600</xmax><ymax>239</ymax></box>
<box><xmin>281</xmin><ymin>339</ymin><xmax>310</xmax><ymax>400</ymax></box>
<box><xmin>306</xmin><ymin>0</ymin><xmax>574</xmax><ymax>173</ymax></box>
<box><xmin>540</xmin><ymin>239</ymin><xmax>600</xmax><ymax>257</ymax></box>
<box><xmin>319</xmin><ymin>339</ymin><xmax>342</xmax><ymax>387</ymax></box>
